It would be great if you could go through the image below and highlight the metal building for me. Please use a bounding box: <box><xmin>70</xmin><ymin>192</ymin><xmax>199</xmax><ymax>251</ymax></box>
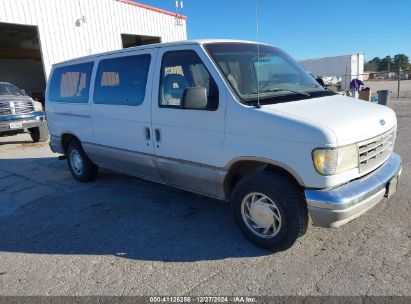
<box><xmin>299</xmin><ymin>54</ymin><xmax>364</xmax><ymax>91</ymax></box>
<box><xmin>0</xmin><ymin>0</ymin><xmax>187</xmax><ymax>102</ymax></box>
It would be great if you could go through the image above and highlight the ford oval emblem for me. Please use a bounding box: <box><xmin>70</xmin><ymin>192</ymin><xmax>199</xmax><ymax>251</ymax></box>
<box><xmin>380</xmin><ymin>119</ymin><xmax>385</xmax><ymax>126</ymax></box>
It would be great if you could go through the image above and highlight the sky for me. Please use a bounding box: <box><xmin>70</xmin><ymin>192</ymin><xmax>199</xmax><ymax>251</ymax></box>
<box><xmin>135</xmin><ymin>0</ymin><xmax>411</xmax><ymax>61</ymax></box>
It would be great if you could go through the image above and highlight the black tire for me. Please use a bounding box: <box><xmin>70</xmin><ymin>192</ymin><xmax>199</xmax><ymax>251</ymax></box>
<box><xmin>29</xmin><ymin>121</ymin><xmax>49</xmax><ymax>142</ymax></box>
<box><xmin>231</xmin><ymin>171</ymin><xmax>308</xmax><ymax>251</ymax></box>
<box><xmin>66</xmin><ymin>140</ymin><xmax>98</xmax><ymax>182</ymax></box>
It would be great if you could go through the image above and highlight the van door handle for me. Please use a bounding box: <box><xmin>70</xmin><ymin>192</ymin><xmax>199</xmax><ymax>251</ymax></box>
<box><xmin>155</xmin><ymin>129</ymin><xmax>161</xmax><ymax>142</ymax></box>
<box><xmin>145</xmin><ymin>127</ymin><xmax>151</xmax><ymax>140</ymax></box>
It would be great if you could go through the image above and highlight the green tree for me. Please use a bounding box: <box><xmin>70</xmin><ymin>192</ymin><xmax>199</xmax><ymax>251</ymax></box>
<box><xmin>379</xmin><ymin>56</ymin><xmax>393</xmax><ymax>71</ymax></box>
<box><xmin>365</xmin><ymin>57</ymin><xmax>381</xmax><ymax>71</ymax></box>
<box><xmin>393</xmin><ymin>54</ymin><xmax>409</xmax><ymax>70</ymax></box>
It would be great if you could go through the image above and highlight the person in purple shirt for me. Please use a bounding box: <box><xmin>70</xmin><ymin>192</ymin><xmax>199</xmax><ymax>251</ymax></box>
<box><xmin>349</xmin><ymin>78</ymin><xmax>364</xmax><ymax>98</ymax></box>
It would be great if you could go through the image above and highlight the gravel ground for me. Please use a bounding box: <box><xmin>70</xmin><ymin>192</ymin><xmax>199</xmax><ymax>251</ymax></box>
<box><xmin>364</xmin><ymin>80</ymin><xmax>411</xmax><ymax>98</ymax></box>
<box><xmin>0</xmin><ymin>100</ymin><xmax>410</xmax><ymax>296</ymax></box>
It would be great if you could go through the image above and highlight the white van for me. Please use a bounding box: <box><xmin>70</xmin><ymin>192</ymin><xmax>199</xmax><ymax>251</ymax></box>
<box><xmin>46</xmin><ymin>40</ymin><xmax>402</xmax><ymax>250</ymax></box>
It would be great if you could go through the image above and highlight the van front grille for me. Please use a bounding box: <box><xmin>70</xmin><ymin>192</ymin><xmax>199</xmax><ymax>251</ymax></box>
<box><xmin>358</xmin><ymin>128</ymin><xmax>395</xmax><ymax>173</ymax></box>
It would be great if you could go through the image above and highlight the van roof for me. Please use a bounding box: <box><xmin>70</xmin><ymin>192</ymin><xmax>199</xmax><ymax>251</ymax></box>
<box><xmin>53</xmin><ymin>39</ymin><xmax>268</xmax><ymax>66</ymax></box>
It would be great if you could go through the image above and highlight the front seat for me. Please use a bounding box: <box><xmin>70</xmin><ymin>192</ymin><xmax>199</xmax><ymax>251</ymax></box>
<box><xmin>162</xmin><ymin>74</ymin><xmax>190</xmax><ymax>106</ymax></box>
<box><xmin>227</xmin><ymin>73</ymin><xmax>239</xmax><ymax>91</ymax></box>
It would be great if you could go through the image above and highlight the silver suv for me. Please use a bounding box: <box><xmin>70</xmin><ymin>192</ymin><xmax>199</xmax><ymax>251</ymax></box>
<box><xmin>0</xmin><ymin>82</ymin><xmax>49</xmax><ymax>142</ymax></box>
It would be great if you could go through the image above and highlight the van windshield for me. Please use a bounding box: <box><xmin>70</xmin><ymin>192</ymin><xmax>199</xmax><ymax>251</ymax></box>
<box><xmin>205</xmin><ymin>43</ymin><xmax>328</xmax><ymax>105</ymax></box>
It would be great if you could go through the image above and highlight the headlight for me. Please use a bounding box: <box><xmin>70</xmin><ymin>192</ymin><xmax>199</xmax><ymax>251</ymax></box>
<box><xmin>312</xmin><ymin>144</ymin><xmax>358</xmax><ymax>175</ymax></box>
<box><xmin>33</xmin><ymin>101</ymin><xmax>43</xmax><ymax>111</ymax></box>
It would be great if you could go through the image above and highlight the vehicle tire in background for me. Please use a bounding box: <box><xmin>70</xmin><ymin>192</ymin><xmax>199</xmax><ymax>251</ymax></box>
<box><xmin>66</xmin><ymin>140</ymin><xmax>98</xmax><ymax>182</ymax></box>
<box><xmin>231</xmin><ymin>171</ymin><xmax>308</xmax><ymax>251</ymax></box>
<box><xmin>29</xmin><ymin>121</ymin><xmax>49</xmax><ymax>142</ymax></box>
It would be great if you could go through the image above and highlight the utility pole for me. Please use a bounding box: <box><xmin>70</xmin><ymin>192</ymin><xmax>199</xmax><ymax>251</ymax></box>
<box><xmin>345</xmin><ymin>66</ymin><xmax>348</xmax><ymax>91</ymax></box>
<box><xmin>398</xmin><ymin>65</ymin><xmax>401</xmax><ymax>98</ymax></box>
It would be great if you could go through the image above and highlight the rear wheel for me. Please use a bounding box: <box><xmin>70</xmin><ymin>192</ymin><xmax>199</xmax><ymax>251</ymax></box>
<box><xmin>231</xmin><ymin>171</ymin><xmax>308</xmax><ymax>251</ymax></box>
<box><xmin>66</xmin><ymin>140</ymin><xmax>98</xmax><ymax>182</ymax></box>
<box><xmin>29</xmin><ymin>121</ymin><xmax>49</xmax><ymax>142</ymax></box>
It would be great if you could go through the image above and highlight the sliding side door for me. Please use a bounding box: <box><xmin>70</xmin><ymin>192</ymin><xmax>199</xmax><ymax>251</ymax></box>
<box><xmin>88</xmin><ymin>48</ymin><xmax>160</xmax><ymax>180</ymax></box>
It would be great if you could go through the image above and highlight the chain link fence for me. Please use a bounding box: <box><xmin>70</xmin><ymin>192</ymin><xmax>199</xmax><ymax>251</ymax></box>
<box><xmin>318</xmin><ymin>70</ymin><xmax>411</xmax><ymax>99</ymax></box>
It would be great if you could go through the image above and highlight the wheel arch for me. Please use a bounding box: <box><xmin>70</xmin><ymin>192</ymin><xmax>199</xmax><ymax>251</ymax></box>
<box><xmin>61</xmin><ymin>132</ymin><xmax>81</xmax><ymax>153</ymax></box>
<box><xmin>223</xmin><ymin>157</ymin><xmax>305</xmax><ymax>200</ymax></box>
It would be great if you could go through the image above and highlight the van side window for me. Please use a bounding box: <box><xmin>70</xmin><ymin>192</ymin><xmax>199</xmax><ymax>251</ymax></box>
<box><xmin>159</xmin><ymin>50</ymin><xmax>218</xmax><ymax>110</ymax></box>
<box><xmin>49</xmin><ymin>62</ymin><xmax>94</xmax><ymax>103</ymax></box>
<box><xmin>94</xmin><ymin>54</ymin><xmax>151</xmax><ymax>106</ymax></box>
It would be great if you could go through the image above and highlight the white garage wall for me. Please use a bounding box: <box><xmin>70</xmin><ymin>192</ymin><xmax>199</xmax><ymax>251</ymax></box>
<box><xmin>0</xmin><ymin>0</ymin><xmax>187</xmax><ymax>78</ymax></box>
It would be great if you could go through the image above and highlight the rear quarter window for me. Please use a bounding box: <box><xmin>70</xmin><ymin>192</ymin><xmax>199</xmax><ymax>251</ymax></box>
<box><xmin>49</xmin><ymin>62</ymin><xmax>94</xmax><ymax>103</ymax></box>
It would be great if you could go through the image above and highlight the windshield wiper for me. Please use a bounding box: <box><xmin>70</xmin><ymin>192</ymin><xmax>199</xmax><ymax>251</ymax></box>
<box><xmin>258</xmin><ymin>88</ymin><xmax>311</xmax><ymax>97</ymax></box>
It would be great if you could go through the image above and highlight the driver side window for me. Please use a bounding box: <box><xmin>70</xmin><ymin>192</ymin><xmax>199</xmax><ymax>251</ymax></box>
<box><xmin>159</xmin><ymin>50</ymin><xmax>218</xmax><ymax>110</ymax></box>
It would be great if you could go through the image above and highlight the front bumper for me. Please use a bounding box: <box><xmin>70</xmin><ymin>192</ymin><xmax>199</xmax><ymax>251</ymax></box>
<box><xmin>305</xmin><ymin>153</ymin><xmax>402</xmax><ymax>228</ymax></box>
<box><xmin>0</xmin><ymin>112</ymin><xmax>45</xmax><ymax>133</ymax></box>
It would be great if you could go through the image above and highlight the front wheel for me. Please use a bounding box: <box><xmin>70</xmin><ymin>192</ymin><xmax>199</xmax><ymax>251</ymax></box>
<box><xmin>29</xmin><ymin>121</ymin><xmax>49</xmax><ymax>142</ymax></box>
<box><xmin>231</xmin><ymin>171</ymin><xmax>308</xmax><ymax>251</ymax></box>
<box><xmin>66</xmin><ymin>141</ymin><xmax>98</xmax><ymax>182</ymax></box>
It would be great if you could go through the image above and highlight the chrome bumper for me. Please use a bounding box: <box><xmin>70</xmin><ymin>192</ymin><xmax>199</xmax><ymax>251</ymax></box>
<box><xmin>0</xmin><ymin>112</ymin><xmax>45</xmax><ymax>132</ymax></box>
<box><xmin>305</xmin><ymin>153</ymin><xmax>402</xmax><ymax>228</ymax></box>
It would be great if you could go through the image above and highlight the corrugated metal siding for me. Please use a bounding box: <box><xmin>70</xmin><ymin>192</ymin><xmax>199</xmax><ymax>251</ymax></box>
<box><xmin>0</xmin><ymin>0</ymin><xmax>187</xmax><ymax>78</ymax></box>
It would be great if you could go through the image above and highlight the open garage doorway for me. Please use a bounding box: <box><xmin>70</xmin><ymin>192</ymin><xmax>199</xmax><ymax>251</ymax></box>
<box><xmin>121</xmin><ymin>34</ymin><xmax>161</xmax><ymax>48</ymax></box>
<box><xmin>0</xmin><ymin>22</ymin><xmax>46</xmax><ymax>103</ymax></box>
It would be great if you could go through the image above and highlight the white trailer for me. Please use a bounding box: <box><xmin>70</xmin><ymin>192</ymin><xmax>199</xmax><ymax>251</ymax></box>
<box><xmin>299</xmin><ymin>54</ymin><xmax>364</xmax><ymax>90</ymax></box>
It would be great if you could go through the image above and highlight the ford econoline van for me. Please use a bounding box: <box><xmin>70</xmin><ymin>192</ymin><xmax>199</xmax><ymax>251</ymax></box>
<box><xmin>46</xmin><ymin>40</ymin><xmax>402</xmax><ymax>250</ymax></box>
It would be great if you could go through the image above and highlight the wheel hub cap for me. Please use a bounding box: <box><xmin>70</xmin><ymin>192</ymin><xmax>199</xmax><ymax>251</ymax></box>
<box><xmin>70</xmin><ymin>150</ymin><xmax>83</xmax><ymax>175</ymax></box>
<box><xmin>249</xmin><ymin>202</ymin><xmax>275</xmax><ymax>229</ymax></box>
<box><xmin>241</xmin><ymin>192</ymin><xmax>282</xmax><ymax>238</ymax></box>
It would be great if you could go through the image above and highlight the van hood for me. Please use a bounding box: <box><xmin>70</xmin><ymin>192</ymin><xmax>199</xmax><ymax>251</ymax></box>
<box><xmin>261</xmin><ymin>94</ymin><xmax>397</xmax><ymax>146</ymax></box>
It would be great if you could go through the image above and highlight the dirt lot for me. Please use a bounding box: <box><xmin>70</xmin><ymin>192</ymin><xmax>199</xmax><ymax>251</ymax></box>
<box><xmin>0</xmin><ymin>101</ymin><xmax>410</xmax><ymax>296</ymax></box>
<box><xmin>364</xmin><ymin>80</ymin><xmax>411</xmax><ymax>98</ymax></box>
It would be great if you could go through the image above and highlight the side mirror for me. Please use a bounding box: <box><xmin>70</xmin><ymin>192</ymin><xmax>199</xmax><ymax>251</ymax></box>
<box><xmin>21</xmin><ymin>89</ymin><xmax>27</xmax><ymax>95</ymax></box>
<box><xmin>182</xmin><ymin>87</ymin><xmax>208</xmax><ymax>110</ymax></box>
